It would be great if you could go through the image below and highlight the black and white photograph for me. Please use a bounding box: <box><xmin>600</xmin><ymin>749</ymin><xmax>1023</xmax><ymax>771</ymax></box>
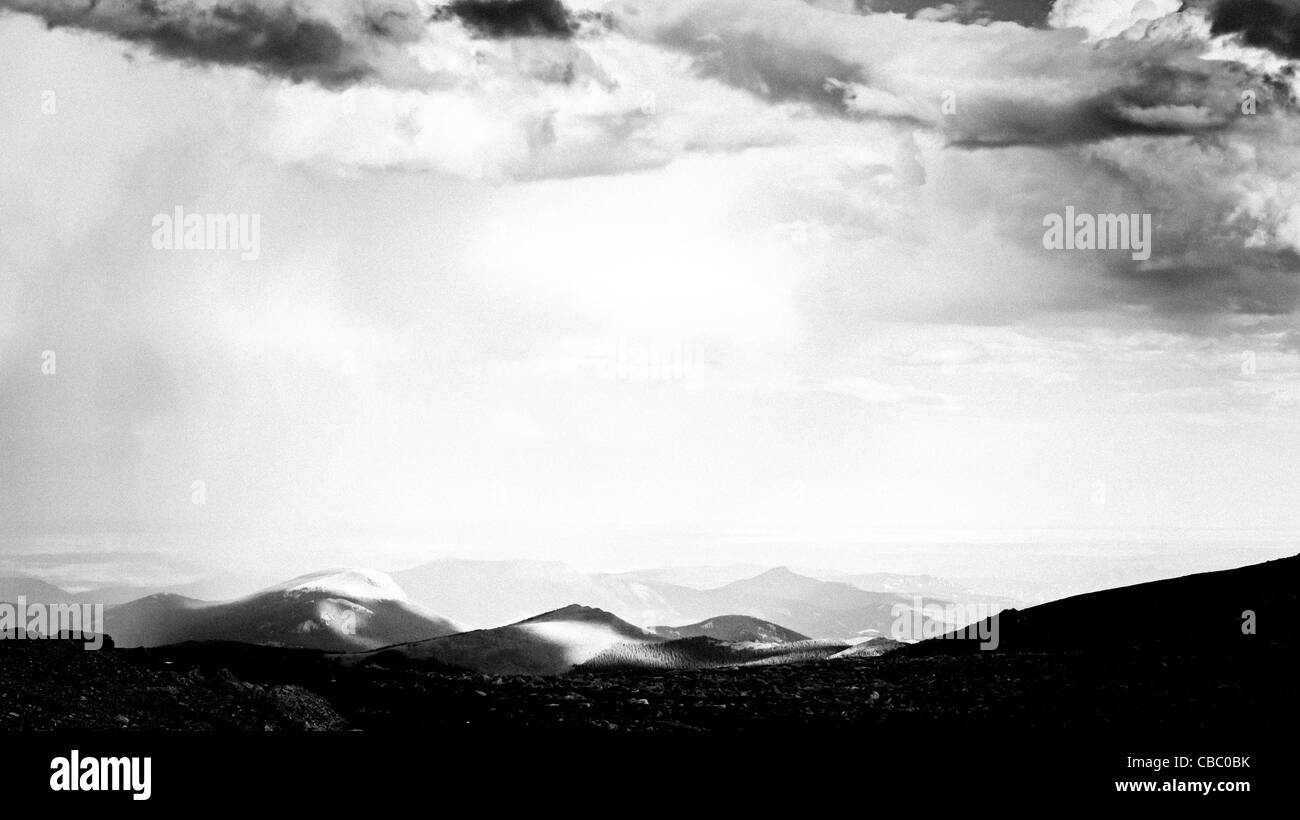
<box><xmin>0</xmin><ymin>0</ymin><xmax>1295</xmax><ymax>805</ymax></box>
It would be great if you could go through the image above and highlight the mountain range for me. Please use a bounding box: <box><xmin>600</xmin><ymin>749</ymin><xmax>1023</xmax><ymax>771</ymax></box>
<box><xmin>359</xmin><ymin>605</ymin><xmax>849</xmax><ymax>676</ymax></box>
<box><xmin>391</xmin><ymin>560</ymin><xmax>958</xmax><ymax>639</ymax></box>
<box><xmin>3</xmin><ymin>553</ymin><xmax>1293</xmax><ymax>736</ymax></box>
<box><xmin>0</xmin><ymin>558</ymin><xmax>1033</xmax><ymax>657</ymax></box>
<box><xmin>358</xmin><ymin>604</ymin><xmax>663</xmax><ymax>676</ymax></box>
<box><xmin>652</xmin><ymin>615</ymin><xmax>808</xmax><ymax>643</ymax></box>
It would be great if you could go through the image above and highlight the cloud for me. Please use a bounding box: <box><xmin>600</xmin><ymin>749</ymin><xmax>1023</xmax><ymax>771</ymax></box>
<box><xmin>7</xmin><ymin>0</ymin><xmax>1300</xmax><ymax>321</ymax></box>
<box><xmin>250</xmin><ymin>28</ymin><xmax>796</xmax><ymax>180</ymax></box>
<box><xmin>4</xmin><ymin>0</ymin><xmax>1293</xmax><ymax>180</ymax></box>
<box><xmin>0</xmin><ymin>1</ymin><xmax>607</xmax><ymax>89</ymax></box>
<box><xmin>1209</xmin><ymin>0</ymin><xmax>1300</xmax><ymax>59</ymax></box>
<box><xmin>440</xmin><ymin>0</ymin><xmax>575</xmax><ymax>39</ymax></box>
<box><xmin>1048</xmin><ymin>0</ymin><xmax>1183</xmax><ymax>40</ymax></box>
<box><xmin>845</xmin><ymin>0</ymin><xmax>1051</xmax><ymax>26</ymax></box>
<box><xmin>1115</xmin><ymin>251</ymin><xmax>1300</xmax><ymax>317</ymax></box>
<box><xmin>0</xmin><ymin>0</ymin><xmax>436</xmax><ymax>88</ymax></box>
<box><xmin>821</xmin><ymin>376</ymin><xmax>959</xmax><ymax>410</ymax></box>
<box><xmin>610</xmin><ymin>0</ymin><xmax>1263</xmax><ymax>148</ymax></box>
<box><xmin>9</xmin><ymin>0</ymin><xmax>1300</xmax><ymax>551</ymax></box>
<box><xmin>10</xmin><ymin>0</ymin><xmax>1256</xmax><ymax>150</ymax></box>
<box><xmin>0</xmin><ymin>1</ymin><xmax>803</xmax><ymax>181</ymax></box>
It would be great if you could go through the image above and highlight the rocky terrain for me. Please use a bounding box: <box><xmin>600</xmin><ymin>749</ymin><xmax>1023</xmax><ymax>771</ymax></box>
<box><xmin>0</xmin><ymin>633</ymin><xmax>1289</xmax><ymax>733</ymax></box>
<box><xmin>1</xmin><ymin>555</ymin><xmax>1293</xmax><ymax>733</ymax></box>
<box><xmin>0</xmin><ymin>639</ymin><xmax>346</xmax><ymax>731</ymax></box>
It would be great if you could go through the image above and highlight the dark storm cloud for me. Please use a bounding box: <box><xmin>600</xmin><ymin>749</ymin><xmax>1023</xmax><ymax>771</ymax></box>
<box><xmin>950</xmin><ymin>63</ymin><xmax>1247</xmax><ymax>147</ymax></box>
<box><xmin>638</xmin><ymin>16</ymin><xmax>940</xmax><ymax>131</ymax></box>
<box><xmin>1210</xmin><ymin>0</ymin><xmax>1300</xmax><ymax>59</ymax></box>
<box><xmin>0</xmin><ymin>0</ymin><xmax>427</xmax><ymax>88</ymax></box>
<box><xmin>439</xmin><ymin>0</ymin><xmax>574</xmax><ymax>39</ymax></box>
<box><xmin>0</xmin><ymin>0</ymin><xmax>589</xmax><ymax>88</ymax></box>
<box><xmin>641</xmin><ymin>8</ymin><xmax>1246</xmax><ymax>147</ymax></box>
<box><xmin>1112</xmin><ymin>249</ymin><xmax>1300</xmax><ymax>317</ymax></box>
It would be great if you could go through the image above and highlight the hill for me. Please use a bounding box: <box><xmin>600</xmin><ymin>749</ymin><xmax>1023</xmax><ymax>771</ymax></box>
<box><xmin>104</xmin><ymin>569</ymin><xmax>460</xmax><ymax>652</ymax></box>
<box><xmin>390</xmin><ymin>560</ymin><xmax>958</xmax><ymax>640</ymax></box>
<box><xmin>392</xmin><ymin>559</ymin><xmax>682</xmax><ymax>629</ymax></box>
<box><xmin>583</xmin><ymin>636</ymin><xmax>847</xmax><ymax>670</ymax></box>
<box><xmin>901</xmin><ymin>553</ymin><xmax>1299</xmax><ymax>655</ymax></box>
<box><xmin>652</xmin><ymin>615</ymin><xmax>809</xmax><ymax>643</ymax></box>
<box><xmin>0</xmin><ymin>576</ymin><xmax>76</xmax><ymax>603</ymax></box>
<box><xmin>638</xmin><ymin>567</ymin><xmax>946</xmax><ymax>641</ymax></box>
<box><xmin>830</xmin><ymin>637</ymin><xmax>906</xmax><ymax>659</ymax></box>
<box><xmin>360</xmin><ymin>604</ymin><xmax>662</xmax><ymax>676</ymax></box>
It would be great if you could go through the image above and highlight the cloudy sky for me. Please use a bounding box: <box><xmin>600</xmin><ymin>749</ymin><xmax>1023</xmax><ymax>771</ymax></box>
<box><xmin>2</xmin><ymin>0</ymin><xmax>1300</xmax><ymax>582</ymax></box>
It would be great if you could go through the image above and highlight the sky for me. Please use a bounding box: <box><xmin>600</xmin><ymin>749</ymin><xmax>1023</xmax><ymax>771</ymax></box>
<box><xmin>2</xmin><ymin>0</ymin><xmax>1300</xmax><ymax>583</ymax></box>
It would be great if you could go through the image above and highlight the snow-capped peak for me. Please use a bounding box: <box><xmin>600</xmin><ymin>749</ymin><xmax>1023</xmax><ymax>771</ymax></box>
<box><xmin>264</xmin><ymin>569</ymin><xmax>409</xmax><ymax>602</ymax></box>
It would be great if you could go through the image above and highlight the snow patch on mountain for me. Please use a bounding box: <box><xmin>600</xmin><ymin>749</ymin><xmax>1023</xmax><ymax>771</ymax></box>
<box><xmin>259</xmin><ymin>569</ymin><xmax>408</xmax><ymax>602</ymax></box>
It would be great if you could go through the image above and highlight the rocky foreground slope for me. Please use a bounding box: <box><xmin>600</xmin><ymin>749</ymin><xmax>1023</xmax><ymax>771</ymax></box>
<box><xmin>1</xmin><ymin>555</ymin><xmax>1293</xmax><ymax>732</ymax></box>
<box><xmin>0</xmin><ymin>630</ymin><xmax>1289</xmax><ymax>732</ymax></box>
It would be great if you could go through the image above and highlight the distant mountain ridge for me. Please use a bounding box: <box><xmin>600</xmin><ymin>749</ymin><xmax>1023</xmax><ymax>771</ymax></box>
<box><xmin>7</xmin><ymin>559</ymin><xmax>1012</xmax><ymax>642</ymax></box>
<box><xmin>829</xmin><ymin>572</ymin><xmax>1022</xmax><ymax>612</ymax></box>
<box><xmin>653</xmin><ymin>615</ymin><xmax>809</xmax><ymax>643</ymax></box>
<box><xmin>16</xmin><ymin>555</ymin><xmax>1289</xmax><ymax>682</ymax></box>
<box><xmin>0</xmin><ymin>576</ymin><xmax>76</xmax><ymax>604</ymax></box>
<box><xmin>391</xmin><ymin>559</ymin><xmax>682</xmax><ymax>630</ymax></box>
<box><xmin>0</xmin><ymin>572</ymin><xmax>290</xmax><ymax>607</ymax></box>
<box><xmin>392</xmin><ymin>559</ymin><xmax>950</xmax><ymax>640</ymax></box>
<box><xmin>632</xmin><ymin>566</ymin><xmax>942</xmax><ymax>641</ymax></box>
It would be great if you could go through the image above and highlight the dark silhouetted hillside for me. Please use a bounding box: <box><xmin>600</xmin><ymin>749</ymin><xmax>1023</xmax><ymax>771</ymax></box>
<box><xmin>902</xmin><ymin>553</ymin><xmax>1298</xmax><ymax>655</ymax></box>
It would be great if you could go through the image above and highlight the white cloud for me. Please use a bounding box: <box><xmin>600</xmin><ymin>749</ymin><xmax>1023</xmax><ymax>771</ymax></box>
<box><xmin>1048</xmin><ymin>0</ymin><xmax>1183</xmax><ymax>40</ymax></box>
